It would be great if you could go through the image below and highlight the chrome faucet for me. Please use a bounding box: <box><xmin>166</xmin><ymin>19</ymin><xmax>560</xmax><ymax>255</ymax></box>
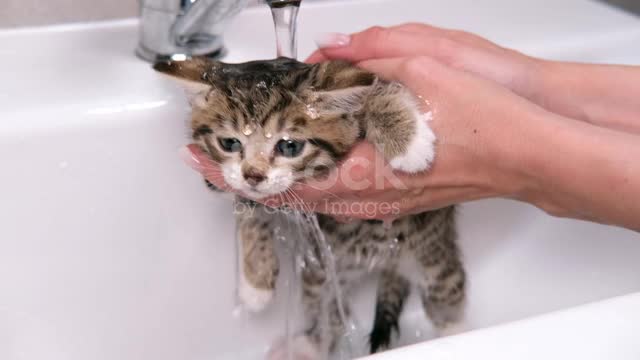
<box><xmin>136</xmin><ymin>0</ymin><xmax>251</xmax><ymax>62</ymax></box>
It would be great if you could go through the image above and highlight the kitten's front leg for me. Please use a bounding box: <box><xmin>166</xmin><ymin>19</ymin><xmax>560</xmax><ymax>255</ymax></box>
<box><xmin>360</xmin><ymin>82</ymin><xmax>436</xmax><ymax>173</ymax></box>
<box><xmin>235</xmin><ymin>202</ymin><xmax>279</xmax><ymax>312</ymax></box>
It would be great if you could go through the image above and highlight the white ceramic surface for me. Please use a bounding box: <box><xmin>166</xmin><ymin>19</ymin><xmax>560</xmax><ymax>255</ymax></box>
<box><xmin>0</xmin><ymin>1</ymin><xmax>639</xmax><ymax>359</ymax></box>
<box><xmin>370</xmin><ymin>292</ymin><xmax>640</xmax><ymax>360</ymax></box>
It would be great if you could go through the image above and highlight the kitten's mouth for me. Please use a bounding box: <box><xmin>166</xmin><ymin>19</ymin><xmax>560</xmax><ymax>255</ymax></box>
<box><xmin>238</xmin><ymin>183</ymin><xmax>290</xmax><ymax>200</ymax></box>
<box><xmin>241</xmin><ymin>188</ymin><xmax>271</xmax><ymax>200</ymax></box>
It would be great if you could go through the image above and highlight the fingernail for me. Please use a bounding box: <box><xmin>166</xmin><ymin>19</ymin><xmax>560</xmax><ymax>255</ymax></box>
<box><xmin>178</xmin><ymin>146</ymin><xmax>202</xmax><ymax>171</ymax></box>
<box><xmin>314</xmin><ymin>32</ymin><xmax>351</xmax><ymax>48</ymax></box>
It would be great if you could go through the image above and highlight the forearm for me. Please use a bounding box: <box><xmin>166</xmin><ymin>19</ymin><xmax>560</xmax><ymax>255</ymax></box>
<box><xmin>511</xmin><ymin>109</ymin><xmax>640</xmax><ymax>231</ymax></box>
<box><xmin>533</xmin><ymin>61</ymin><xmax>640</xmax><ymax>134</ymax></box>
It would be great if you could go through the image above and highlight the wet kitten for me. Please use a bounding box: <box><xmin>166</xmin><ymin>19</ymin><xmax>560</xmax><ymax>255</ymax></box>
<box><xmin>154</xmin><ymin>57</ymin><xmax>465</xmax><ymax>358</ymax></box>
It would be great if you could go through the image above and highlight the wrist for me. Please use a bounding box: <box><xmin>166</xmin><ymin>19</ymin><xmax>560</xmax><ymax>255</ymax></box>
<box><xmin>520</xmin><ymin>58</ymin><xmax>564</xmax><ymax>111</ymax></box>
<box><xmin>527</xmin><ymin>60</ymin><xmax>603</xmax><ymax>125</ymax></box>
<box><xmin>510</xmin><ymin>107</ymin><xmax>640</xmax><ymax>230</ymax></box>
<box><xmin>483</xmin><ymin>103</ymin><xmax>571</xmax><ymax>214</ymax></box>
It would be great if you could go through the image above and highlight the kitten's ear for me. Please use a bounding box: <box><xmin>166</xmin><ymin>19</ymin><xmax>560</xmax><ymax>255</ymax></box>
<box><xmin>153</xmin><ymin>58</ymin><xmax>216</xmax><ymax>104</ymax></box>
<box><xmin>307</xmin><ymin>86</ymin><xmax>372</xmax><ymax>115</ymax></box>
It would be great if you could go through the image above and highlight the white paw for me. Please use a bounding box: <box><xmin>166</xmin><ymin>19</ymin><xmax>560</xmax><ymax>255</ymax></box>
<box><xmin>389</xmin><ymin>110</ymin><xmax>436</xmax><ymax>173</ymax></box>
<box><xmin>237</xmin><ymin>267</ymin><xmax>274</xmax><ymax>313</ymax></box>
<box><xmin>267</xmin><ymin>335</ymin><xmax>321</xmax><ymax>360</ymax></box>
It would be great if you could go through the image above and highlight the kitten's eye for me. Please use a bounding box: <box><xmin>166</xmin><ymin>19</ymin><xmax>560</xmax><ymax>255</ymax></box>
<box><xmin>218</xmin><ymin>137</ymin><xmax>243</xmax><ymax>152</ymax></box>
<box><xmin>275</xmin><ymin>139</ymin><xmax>305</xmax><ymax>158</ymax></box>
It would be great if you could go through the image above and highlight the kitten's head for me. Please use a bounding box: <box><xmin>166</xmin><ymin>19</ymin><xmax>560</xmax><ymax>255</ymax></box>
<box><xmin>155</xmin><ymin>57</ymin><xmax>375</xmax><ymax>199</ymax></box>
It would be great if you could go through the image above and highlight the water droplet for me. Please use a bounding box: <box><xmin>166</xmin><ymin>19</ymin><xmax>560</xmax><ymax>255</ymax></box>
<box><xmin>242</xmin><ymin>124</ymin><xmax>254</xmax><ymax>136</ymax></box>
<box><xmin>305</xmin><ymin>104</ymin><xmax>319</xmax><ymax>119</ymax></box>
<box><xmin>388</xmin><ymin>237</ymin><xmax>401</xmax><ymax>254</ymax></box>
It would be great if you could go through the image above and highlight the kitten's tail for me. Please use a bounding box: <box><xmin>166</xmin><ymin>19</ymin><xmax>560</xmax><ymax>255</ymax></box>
<box><xmin>369</xmin><ymin>270</ymin><xmax>410</xmax><ymax>353</ymax></box>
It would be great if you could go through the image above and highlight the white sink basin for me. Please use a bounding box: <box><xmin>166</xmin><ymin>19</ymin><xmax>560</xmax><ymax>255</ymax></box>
<box><xmin>1</xmin><ymin>1</ymin><xmax>639</xmax><ymax>359</ymax></box>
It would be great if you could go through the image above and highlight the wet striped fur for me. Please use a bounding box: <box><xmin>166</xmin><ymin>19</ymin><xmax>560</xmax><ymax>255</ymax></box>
<box><xmin>154</xmin><ymin>57</ymin><xmax>463</xmax><ymax>358</ymax></box>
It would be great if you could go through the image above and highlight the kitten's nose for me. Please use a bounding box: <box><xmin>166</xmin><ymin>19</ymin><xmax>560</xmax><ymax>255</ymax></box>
<box><xmin>243</xmin><ymin>168</ymin><xmax>266</xmax><ymax>187</ymax></box>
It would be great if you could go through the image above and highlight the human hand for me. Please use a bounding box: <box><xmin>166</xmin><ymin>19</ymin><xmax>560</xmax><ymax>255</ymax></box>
<box><xmin>182</xmin><ymin>55</ymin><xmax>545</xmax><ymax>219</ymax></box>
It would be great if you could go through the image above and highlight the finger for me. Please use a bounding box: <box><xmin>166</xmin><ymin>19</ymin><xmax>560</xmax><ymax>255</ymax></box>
<box><xmin>314</xmin><ymin>24</ymin><xmax>498</xmax><ymax>69</ymax></box>
<box><xmin>312</xmin><ymin>197</ymin><xmax>406</xmax><ymax>220</ymax></box>
<box><xmin>390</xmin><ymin>23</ymin><xmax>497</xmax><ymax>50</ymax></box>
<box><xmin>313</xmin><ymin>27</ymin><xmax>423</xmax><ymax>63</ymax></box>
<box><xmin>293</xmin><ymin>142</ymin><xmax>401</xmax><ymax>199</ymax></box>
<box><xmin>389</xmin><ymin>22</ymin><xmax>440</xmax><ymax>34</ymax></box>
<box><xmin>404</xmin><ymin>185</ymin><xmax>492</xmax><ymax>214</ymax></box>
<box><xmin>311</xmin><ymin>199</ymin><xmax>383</xmax><ymax>219</ymax></box>
<box><xmin>332</xmin><ymin>214</ymin><xmax>359</xmax><ymax>224</ymax></box>
<box><xmin>184</xmin><ymin>144</ymin><xmax>234</xmax><ymax>192</ymax></box>
<box><xmin>291</xmin><ymin>141</ymin><xmax>422</xmax><ymax>210</ymax></box>
<box><xmin>315</xmin><ymin>25</ymin><xmax>467</xmax><ymax>65</ymax></box>
<box><xmin>305</xmin><ymin>49</ymin><xmax>328</xmax><ymax>63</ymax></box>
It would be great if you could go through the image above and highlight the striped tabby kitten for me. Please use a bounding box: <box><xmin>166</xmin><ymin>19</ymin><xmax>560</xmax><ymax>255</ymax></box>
<box><xmin>154</xmin><ymin>58</ymin><xmax>465</xmax><ymax>358</ymax></box>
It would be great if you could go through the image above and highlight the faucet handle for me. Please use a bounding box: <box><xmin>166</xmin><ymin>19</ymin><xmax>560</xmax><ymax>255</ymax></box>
<box><xmin>136</xmin><ymin>0</ymin><xmax>250</xmax><ymax>62</ymax></box>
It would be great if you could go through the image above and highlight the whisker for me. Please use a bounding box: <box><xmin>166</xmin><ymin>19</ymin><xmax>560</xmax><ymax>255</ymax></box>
<box><xmin>287</xmin><ymin>188</ymin><xmax>314</xmax><ymax>215</ymax></box>
<box><xmin>282</xmin><ymin>190</ymin><xmax>299</xmax><ymax>213</ymax></box>
<box><xmin>290</xmin><ymin>180</ymin><xmax>347</xmax><ymax>202</ymax></box>
<box><xmin>278</xmin><ymin>192</ymin><xmax>294</xmax><ymax>231</ymax></box>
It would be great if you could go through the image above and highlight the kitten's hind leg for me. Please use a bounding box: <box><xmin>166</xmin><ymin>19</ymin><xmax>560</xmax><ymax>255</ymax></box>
<box><xmin>416</xmin><ymin>254</ymin><xmax>466</xmax><ymax>330</ymax></box>
<box><xmin>235</xmin><ymin>202</ymin><xmax>279</xmax><ymax>312</ymax></box>
<box><xmin>359</xmin><ymin>81</ymin><xmax>436</xmax><ymax>173</ymax></box>
<box><xmin>369</xmin><ymin>270</ymin><xmax>410</xmax><ymax>354</ymax></box>
<box><xmin>410</xmin><ymin>212</ymin><xmax>466</xmax><ymax>331</ymax></box>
